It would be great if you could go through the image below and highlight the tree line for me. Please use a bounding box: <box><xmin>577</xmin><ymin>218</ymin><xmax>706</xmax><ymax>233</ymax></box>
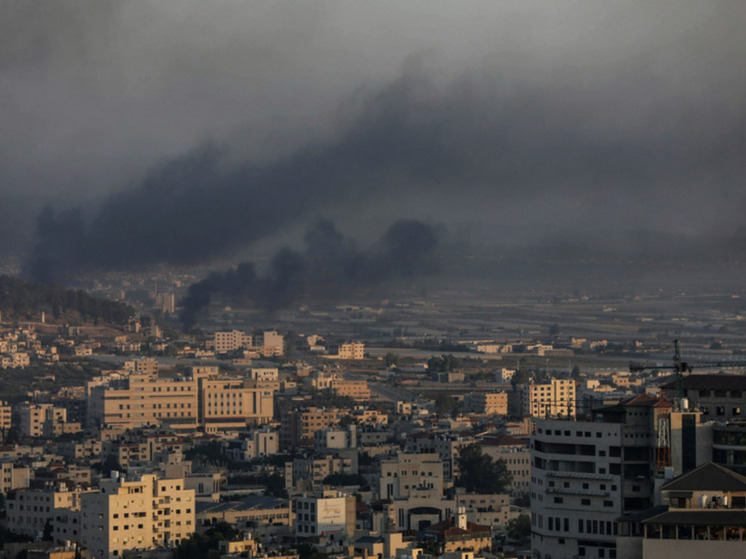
<box><xmin>0</xmin><ymin>275</ymin><xmax>133</xmax><ymax>325</ymax></box>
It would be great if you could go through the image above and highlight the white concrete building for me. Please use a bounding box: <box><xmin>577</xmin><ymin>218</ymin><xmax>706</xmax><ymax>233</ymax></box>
<box><xmin>531</xmin><ymin>395</ymin><xmax>662</xmax><ymax>559</ymax></box>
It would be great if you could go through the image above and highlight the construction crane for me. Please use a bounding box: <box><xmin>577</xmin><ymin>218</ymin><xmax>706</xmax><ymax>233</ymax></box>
<box><xmin>630</xmin><ymin>339</ymin><xmax>746</xmax><ymax>403</ymax></box>
<box><xmin>630</xmin><ymin>339</ymin><xmax>746</xmax><ymax>472</ymax></box>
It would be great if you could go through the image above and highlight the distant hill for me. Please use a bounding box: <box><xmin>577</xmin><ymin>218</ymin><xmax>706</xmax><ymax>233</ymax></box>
<box><xmin>0</xmin><ymin>275</ymin><xmax>134</xmax><ymax>326</ymax></box>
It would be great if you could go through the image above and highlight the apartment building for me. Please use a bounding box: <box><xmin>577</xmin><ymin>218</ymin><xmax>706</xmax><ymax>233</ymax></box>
<box><xmin>0</xmin><ymin>401</ymin><xmax>11</xmax><ymax>432</ymax></box>
<box><xmin>293</xmin><ymin>490</ymin><xmax>356</xmax><ymax>540</ymax></box>
<box><xmin>249</xmin><ymin>368</ymin><xmax>279</xmax><ymax>382</ymax></box>
<box><xmin>214</xmin><ymin>330</ymin><xmax>284</xmax><ymax>357</ymax></box>
<box><xmin>17</xmin><ymin>403</ymin><xmax>79</xmax><ymax>438</ymax></box>
<box><xmin>335</xmin><ymin>341</ymin><xmax>365</xmax><ymax>360</ymax></box>
<box><xmin>280</xmin><ymin>407</ymin><xmax>344</xmax><ymax>449</ymax></box>
<box><xmin>6</xmin><ymin>483</ymin><xmax>85</xmax><ymax>538</ymax></box>
<box><xmin>57</xmin><ymin>439</ymin><xmax>104</xmax><ymax>462</ymax></box>
<box><xmin>330</xmin><ymin>378</ymin><xmax>371</xmax><ymax>401</ymax></box>
<box><xmin>522</xmin><ymin>378</ymin><xmax>577</xmax><ymax>419</ymax></box>
<box><xmin>286</xmin><ymin>454</ymin><xmax>355</xmax><ymax>493</ymax></box>
<box><xmin>223</xmin><ymin>428</ymin><xmax>280</xmax><ymax>461</ymax></box>
<box><xmin>481</xmin><ymin>434</ymin><xmax>531</xmax><ymax>496</ymax></box>
<box><xmin>122</xmin><ymin>358</ymin><xmax>158</xmax><ymax>375</ymax></box>
<box><xmin>379</xmin><ymin>453</ymin><xmax>443</xmax><ymax>500</ymax></box>
<box><xmin>661</xmin><ymin>374</ymin><xmax>746</xmax><ymax>421</ymax></box>
<box><xmin>0</xmin><ymin>459</ymin><xmax>30</xmax><ymax>493</ymax></box>
<box><xmin>462</xmin><ymin>391</ymin><xmax>508</xmax><ymax>415</ymax></box>
<box><xmin>80</xmin><ymin>473</ymin><xmax>195</xmax><ymax>559</ymax></box>
<box><xmin>531</xmin><ymin>395</ymin><xmax>669</xmax><ymax>559</ymax></box>
<box><xmin>405</xmin><ymin>433</ymin><xmax>477</xmax><ymax>481</ymax></box>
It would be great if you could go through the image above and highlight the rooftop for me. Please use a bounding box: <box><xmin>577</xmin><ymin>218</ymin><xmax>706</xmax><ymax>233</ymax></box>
<box><xmin>662</xmin><ymin>462</ymin><xmax>746</xmax><ymax>492</ymax></box>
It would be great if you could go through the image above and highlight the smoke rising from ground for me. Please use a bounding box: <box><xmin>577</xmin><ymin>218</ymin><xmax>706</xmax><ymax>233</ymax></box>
<box><xmin>180</xmin><ymin>219</ymin><xmax>437</xmax><ymax>329</ymax></box>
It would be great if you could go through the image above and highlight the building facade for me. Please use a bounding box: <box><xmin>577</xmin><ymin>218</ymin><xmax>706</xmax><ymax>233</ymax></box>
<box><xmin>80</xmin><ymin>473</ymin><xmax>195</xmax><ymax>559</ymax></box>
<box><xmin>531</xmin><ymin>395</ymin><xmax>663</xmax><ymax>559</ymax></box>
<box><xmin>522</xmin><ymin>379</ymin><xmax>577</xmax><ymax>419</ymax></box>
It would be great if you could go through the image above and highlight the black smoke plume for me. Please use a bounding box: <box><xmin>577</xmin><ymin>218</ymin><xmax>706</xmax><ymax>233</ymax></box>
<box><xmin>179</xmin><ymin>218</ymin><xmax>437</xmax><ymax>330</ymax></box>
<box><xmin>25</xmin><ymin>64</ymin><xmax>746</xmax><ymax>284</ymax></box>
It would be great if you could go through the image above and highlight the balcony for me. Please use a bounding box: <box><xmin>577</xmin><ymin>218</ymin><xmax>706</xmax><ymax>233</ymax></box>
<box><xmin>546</xmin><ymin>487</ymin><xmax>610</xmax><ymax>497</ymax></box>
<box><xmin>546</xmin><ymin>471</ymin><xmax>613</xmax><ymax>481</ymax></box>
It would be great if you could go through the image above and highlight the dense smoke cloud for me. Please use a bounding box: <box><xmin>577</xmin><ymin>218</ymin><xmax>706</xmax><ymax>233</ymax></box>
<box><xmin>4</xmin><ymin>1</ymin><xmax>746</xmax><ymax>281</ymax></box>
<box><xmin>180</xmin><ymin>219</ymin><xmax>437</xmax><ymax>329</ymax></box>
<box><xmin>27</xmin><ymin>62</ymin><xmax>746</xmax><ymax>282</ymax></box>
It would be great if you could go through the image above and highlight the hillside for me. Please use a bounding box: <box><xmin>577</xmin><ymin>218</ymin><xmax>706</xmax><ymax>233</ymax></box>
<box><xmin>0</xmin><ymin>275</ymin><xmax>134</xmax><ymax>326</ymax></box>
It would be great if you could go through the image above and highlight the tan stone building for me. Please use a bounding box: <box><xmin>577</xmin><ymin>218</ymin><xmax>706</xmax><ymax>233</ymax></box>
<box><xmin>200</xmin><ymin>377</ymin><xmax>274</xmax><ymax>432</ymax></box>
<box><xmin>16</xmin><ymin>403</ymin><xmax>80</xmax><ymax>438</ymax></box>
<box><xmin>80</xmin><ymin>473</ymin><xmax>195</xmax><ymax>559</ymax></box>
<box><xmin>6</xmin><ymin>483</ymin><xmax>85</xmax><ymax>538</ymax></box>
<box><xmin>335</xmin><ymin>342</ymin><xmax>365</xmax><ymax>360</ymax></box>
<box><xmin>330</xmin><ymin>379</ymin><xmax>370</xmax><ymax>401</ymax></box>
<box><xmin>87</xmin><ymin>370</ymin><xmax>273</xmax><ymax>433</ymax></box>
<box><xmin>522</xmin><ymin>378</ymin><xmax>576</xmax><ymax>419</ymax></box>
<box><xmin>286</xmin><ymin>454</ymin><xmax>355</xmax><ymax>493</ymax></box>
<box><xmin>280</xmin><ymin>407</ymin><xmax>345</xmax><ymax>449</ymax></box>
<box><xmin>379</xmin><ymin>453</ymin><xmax>444</xmax><ymax>500</ymax></box>
<box><xmin>0</xmin><ymin>400</ymin><xmax>12</xmax><ymax>432</ymax></box>
<box><xmin>462</xmin><ymin>391</ymin><xmax>508</xmax><ymax>415</ymax></box>
<box><xmin>214</xmin><ymin>330</ymin><xmax>284</xmax><ymax>357</ymax></box>
<box><xmin>87</xmin><ymin>373</ymin><xmax>199</xmax><ymax>431</ymax></box>
<box><xmin>0</xmin><ymin>459</ymin><xmax>30</xmax><ymax>493</ymax></box>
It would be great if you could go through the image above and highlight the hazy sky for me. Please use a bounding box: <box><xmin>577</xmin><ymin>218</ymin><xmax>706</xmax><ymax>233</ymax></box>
<box><xmin>2</xmin><ymin>1</ymin><xmax>745</xmax><ymax>274</ymax></box>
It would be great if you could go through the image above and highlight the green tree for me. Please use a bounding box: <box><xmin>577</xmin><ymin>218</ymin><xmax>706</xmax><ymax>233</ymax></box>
<box><xmin>507</xmin><ymin>513</ymin><xmax>531</xmax><ymax>541</ymax></box>
<box><xmin>99</xmin><ymin>454</ymin><xmax>123</xmax><ymax>475</ymax></box>
<box><xmin>455</xmin><ymin>443</ymin><xmax>512</xmax><ymax>494</ymax></box>
<box><xmin>384</xmin><ymin>352</ymin><xmax>399</xmax><ymax>368</ymax></box>
<box><xmin>433</xmin><ymin>392</ymin><xmax>457</xmax><ymax>416</ymax></box>
<box><xmin>511</xmin><ymin>369</ymin><xmax>532</xmax><ymax>386</ymax></box>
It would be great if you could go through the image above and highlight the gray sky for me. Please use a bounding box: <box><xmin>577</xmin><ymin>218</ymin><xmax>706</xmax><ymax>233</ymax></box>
<box><xmin>2</xmin><ymin>1</ymin><xmax>745</xmax><ymax>274</ymax></box>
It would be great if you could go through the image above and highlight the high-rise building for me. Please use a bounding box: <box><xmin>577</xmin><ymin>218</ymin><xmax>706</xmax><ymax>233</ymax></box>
<box><xmin>531</xmin><ymin>395</ymin><xmax>663</xmax><ymax>559</ymax></box>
